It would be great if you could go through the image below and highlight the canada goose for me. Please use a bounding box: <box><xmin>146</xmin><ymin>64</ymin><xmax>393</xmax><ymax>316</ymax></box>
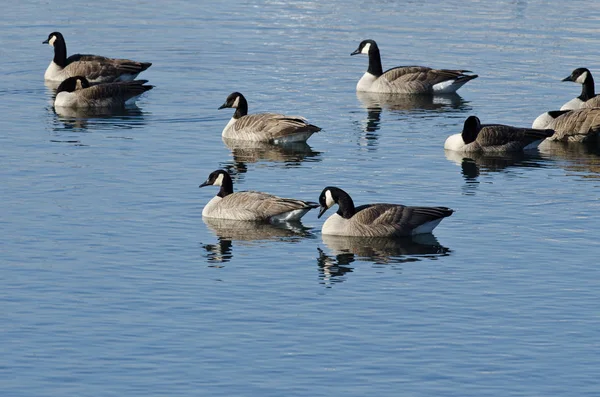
<box><xmin>43</xmin><ymin>31</ymin><xmax>152</xmax><ymax>83</ymax></box>
<box><xmin>532</xmin><ymin>109</ymin><xmax>600</xmax><ymax>143</ymax></box>
<box><xmin>560</xmin><ymin>68</ymin><xmax>600</xmax><ymax>110</ymax></box>
<box><xmin>317</xmin><ymin>186</ymin><xmax>453</xmax><ymax>237</ymax></box>
<box><xmin>444</xmin><ymin>116</ymin><xmax>554</xmax><ymax>152</ymax></box>
<box><xmin>199</xmin><ymin>169</ymin><xmax>319</xmax><ymax>222</ymax></box>
<box><xmin>351</xmin><ymin>39</ymin><xmax>478</xmax><ymax>94</ymax></box>
<box><xmin>218</xmin><ymin>92</ymin><xmax>321</xmax><ymax>143</ymax></box>
<box><xmin>53</xmin><ymin>76</ymin><xmax>153</xmax><ymax>108</ymax></box>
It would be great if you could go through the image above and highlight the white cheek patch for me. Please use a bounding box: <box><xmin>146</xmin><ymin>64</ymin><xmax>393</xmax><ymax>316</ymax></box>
<box><xmin>361</xmin><ymin>42</ymin><xmax>371</xmax><ymax>54</ymax></box>
<box><xmin>325</xmin><ymin>190</ymin><xmax>335</xmax><ymax>208</ymax></box>
<box><xmin>213</xmin><ymin>173</ymin><xmax>224</xmax><ymax>186</ymax></box>
<box><xmin>49</xmin><ymin>35</ymin><xmax>56</xmax><ymax>46</ymax></box>
<box><xmin>576</xmin><ymin>71</ymin><xmax>588</xmax><ymax>84</ymax></box>
<box><xmin>75</xmin><ymin>80</ymin><xmax>83</xmax><ymax>90</ymax></box>
<box><xmin>232</xmin><ymin>96</ymin><xmax>240</xmax><ymax>108</ymax></box>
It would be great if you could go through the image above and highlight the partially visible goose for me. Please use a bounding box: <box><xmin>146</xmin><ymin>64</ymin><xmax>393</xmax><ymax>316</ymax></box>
<box><xmin>444</xmin><ymin>116</ymin><xmax>554</xmax><ymax>152</ymax></box>
<box><xmin>532</xmin><ymin>109</ymin><xmax>600</xmax><ymax>143</ymax></box>
<box><xmin>54</xmin><ymin>76</ymin><xmax>153</xmax><ymax>108</ymax></box>
<box><xmin>351</xmin><ymin>39</ymin><xmax>478</xmax><ymax>94</ymax></box>
<box><xmin>560</xmin><ymin>68</ymin><xmax>600</xmax><ymax>110</ymax></box>
<box><xmin>317</xmin><ymin>186</ymin><xmax>453</xmax><ymax>237</ymax></box>
<box><xmin>43</xmin><ymin>31</ymin><xmax>152</xmax><ymax>83</ymax></box>
<box><xmin>199</xmin><ymin>169</ymin><xmax>318</xmax><ymax>222</ymax></box>
<box><xmin>218</xmin><ymin>92</ymin><xmax>321</xmax><ymax>143</ymax></box>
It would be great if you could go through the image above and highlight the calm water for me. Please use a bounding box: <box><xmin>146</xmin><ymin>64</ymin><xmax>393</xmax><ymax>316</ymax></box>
<box><xmin>2</xmin><ymin>1</ymin><xmax>600</xmax><ymax>396</ymax></box>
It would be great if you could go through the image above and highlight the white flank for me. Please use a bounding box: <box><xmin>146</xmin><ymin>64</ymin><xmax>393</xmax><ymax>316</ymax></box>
<box><xmin>411</xmin><ymin>219</ymin><xmax>443</xmax><ymax>235</ymax></box>
<box><xmin>322</xmin><ymin>213</ymin><xmax>348</xmax><ymax>236</ymax></box>
<box><xmin>356</xmin><ymin>72</ymin><xmax>377</xmax><ymax>92</ymax></box>
<box><xmin>432</xmin><ymin>80</ymin><xmax>457</xmax><ymax>94</ymax></box>
<box><xmin>561</xmin><ymin>97</ymin><xmax>584</xmax><ymax>110</ymax></box>
<box><xmin>443</xmin><ymin>133</ymin><xmax>466</xmax><ymax>151</ymax></box>
<box><xmin>531</xmin><ymin>112</ymin><xmax>554</xmax><ymax>129</ymax></box>
<box><xmin>202</xmin><ymin>196</ymin><xmax>222</xmax><ymax>217</ymax></box>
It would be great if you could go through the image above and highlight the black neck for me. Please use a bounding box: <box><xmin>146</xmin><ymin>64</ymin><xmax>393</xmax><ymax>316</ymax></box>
<box><xmin>367</xmin><ymin>46</ymin><xmax>383</xmax><ymax>77</ymax></box>
<box><xmin>334</xmin><ymin>188</ymin><xmax>357</xmax><ymax>219</ymax></box>
<box><xmin>233</xmin><ymin>96</ymin><xmax>248</xmax><ymax>119</ymax></box>
<box><xmin>53</xmin><ymin>37</ymin><xmax>68</xmax><ymax>67</ymax></box>
<box><xmin>579</xmin><ymin>73</ymin><xmax>596</xmax><ymax>100</ymax></box>
<box><xmin>461</xmin><ymin>117</ymin><xmax>480</xmax><ymax>144</ymax></box>
<box><xmin>217</xmin><ymin>174</ymin><xmax>234</xmax><ymax>198</ymax></box>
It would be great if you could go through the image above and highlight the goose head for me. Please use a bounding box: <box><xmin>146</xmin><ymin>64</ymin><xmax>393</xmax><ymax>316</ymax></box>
<box><xmin>200</xmin><ymin>169</ymin><xmax>230</xmax><ymax>188</ymax></box>
<box><xmin>56</xmin><ymin>76</ymin><xmax>91</xmax><ymax>94</ymax></box>
<box><xmin>351</xmin><ymin>39</ymin><xmax>378</xmax><ymax>56</ymax></box>
<box><xmin>562</xmin><ymin>68</ymin><xmax>591</xmax><ymax>84</ymax></box>
<box><xmin>318</xmin><ymin>186</ymin><xmax>356</xmax><ymax>219</ymax></box>
<box><xmin>43</xmin><ymin>31</ymin><xmax>64</xmax><ymax>47</ymax></box>
<box><xmin>218</xmin><ymin>92</ymin><xmax>246</xmax><ymax>110</ymax></box>
<box><xmin>461</xmin><ymin>115</ymin><xmax>482</xmax><ymax>144</ymax></box>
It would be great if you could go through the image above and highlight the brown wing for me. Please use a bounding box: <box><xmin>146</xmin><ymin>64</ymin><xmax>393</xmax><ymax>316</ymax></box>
<box><xmin>551</xmin><ymin>108</ymin><xmax>600</xmax><ymax>141</ymax></box>
<box><xmin>78</xmin><ymin>80</ymin><xmax>152</xmax><ymax>102</ymax></box>
<box><xmin>220</xmin><ymin>191</ymin><xmax>317</xmax><ymax>219</ymax></box>
<box><xmin>64</xmin><ymin>55</ymin><xmax>151</xmax><ymax>81</ymax></box>
<box><xmin>382</xmin><ymin>66</ymin><xmax>473</xmax><ymax>87</ymax></box>
<box><xmin>582</xmin><ymin>96</ymin><xmax>600</xmax><ymax>109</ymax></box>
<box><xmin>350</xmin><ymin>204</ymin><xmax>453</xmax><ymax>236</ymax></box>
<box><xmin>477</xmin><ymin>125</ymin><xmax>554</xmax><ymax>147</ymax></box>
<box><xmin>231</xmin><ymin>113</ymin><xmax>321</xmax><ymax>141</ymax></box>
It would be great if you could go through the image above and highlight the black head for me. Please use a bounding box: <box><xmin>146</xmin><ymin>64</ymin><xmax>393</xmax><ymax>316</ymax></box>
<box><xmin>218</xmin><ymin>92</ymin><xmax>245</xmax><ymax>110</ymax></box>
<box><xmin>562</xmin><ymin>68</ymin><xmax>591</xmax><ymax>83</ymax></box>
<box><xmin>461</xmin><ymin>115</ymin><xmax>482</xmax><ymax>145</ymax></box>
<box><xmin>318</xmin><ymin>186</ymin><xmax>343</xmax><ymax>219</ymax></box>
<box><xmin>55</xmin><ymin>76</ymin><xmax>91</xmax><ymax>94</ymax></box>
<box><xmin>43</xmin><ymin>31</ymin><xmax>64</xmax><ymax>46</ymax></box>
<box><xmin>351</xmin><ymin>39</ymin><xmax>378</xmax><ymax>56</ymax></box>
<box><xmin>200</xmin><ymin>169</ymin><xmax>229</xmax><ymax>188</ymax></box>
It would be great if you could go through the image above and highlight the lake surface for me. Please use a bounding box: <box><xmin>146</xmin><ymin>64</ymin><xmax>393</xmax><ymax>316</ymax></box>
<box><xmin>1</xmin><ymin>1</ymin><xmax>600</xmax><ymax>396</ymax></box>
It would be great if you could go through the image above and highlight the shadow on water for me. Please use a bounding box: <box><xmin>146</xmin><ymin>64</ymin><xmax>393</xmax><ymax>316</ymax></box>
<box><xmin>352</xmin><ymin>92</ymin><xmax>472</xmax><ymax>150</ymax></box>
<box><xmin>316</xmin><ymin>234</ymin><xmax>451</xmax><ymax>287</ymax></box>
<box><xmin>51</xmin><ymin>105</ymin><xmax>148</xmax><ymax>133</ymax></box>
<box><xmin>538</xmin><ymin>140</ymin><xmax>600</xmax><ymax>179</ymax></box>
<box><xmin>219</xmin><ymin>138</ymin><xmax>321</xmax><ymax>177</ymax></box>
<box><xmin>444</xmin><ymin>149</ymin><xmax>553</xmax><ymax>194</ymax></box>
<box><xmin>201</xmin><ymin>217</ymin><xmax>315</xmax><ymax>265</ymax></box>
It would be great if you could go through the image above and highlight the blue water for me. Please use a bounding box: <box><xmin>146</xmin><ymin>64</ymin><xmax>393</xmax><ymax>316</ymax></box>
<box><xmin>1</xmin><ymin>1</ymin><xmax>600</xmax><ymax>396</ymax></box>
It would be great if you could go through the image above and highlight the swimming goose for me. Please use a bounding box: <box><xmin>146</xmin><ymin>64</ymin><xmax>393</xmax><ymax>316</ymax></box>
<box><xmin>43</xmin><ymin>31</ymin><xmax>152</xmax><ymax>83</ymax></box>
<box><xmin>351</xmin><ymin>39</ymin><xmax>478</xmax><ymax>94</ymax></box>
<box><xmin>560</xmin><ymin>68</ymin><xmax>600</xmax><ymax>110</ymax></box>
<box><xmin>317</xmin><ymin>186</ymin><xmax>453</xmax><ymax>237</ymax></box>
<box><xmin>444</xmin><ymin>116</ymin><xmax>554</xmax><ymax>152</ymax></box>
<box><xmin>199</xmin><ymin>169</ymin><xmax>319</xmax><ymax>222</ymax></box>
<box><xmin>532</xmin><ymin>109</ymin><xmax>600</xmax><ymax>143</ymax></box>
<box><xmin>54</xmin><ymin>76</ymin><xmax>153</xmax><ymax>108</ymax></box>
<box><xmin>218</xmin><ymin>92</ymin><xmax>321</xmax><ymax>143</ymax></box>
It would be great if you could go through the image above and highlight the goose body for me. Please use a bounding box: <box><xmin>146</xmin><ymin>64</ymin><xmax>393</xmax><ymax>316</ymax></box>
<box><xmin>199</xmin><ymin>170</ymin><xmax>318</xmax><ymax>222</ymax></box>
<box><xmin>53</xmin><ymin>76</ymin><xmax>153</xmax><ymax>108</ymax></box>
<box><xmin>532</xmin><ymin>109</ymin><xmax>600</xmax><ymax>143</ymax></box>
<box><xmin>444</xmin><ymin>116</ymin><xmax>554</xmax><ymax>152</ymax></box>
<box><xmin>351</xmin><ymin>39</ymin><xmax>477</xmax><ymax>94</ymax></box>
<box><xmin>317</xmin><ymin>187</ymin><xmax>453</xmax><ymax>237</ymax></box>
<box><xmin>218</xmin><ymin>92</ymin><xmax>320</xmax><ymax>143</ymax></box>
<box><xmin>560</xmin><ymin>68</ymin><xmax>600</xmax><ymax>110</ymax></box>
<box><xmin>43</xmin><ymin>32</ymin><xmax>152</xmax><ymax>83</ymax></box>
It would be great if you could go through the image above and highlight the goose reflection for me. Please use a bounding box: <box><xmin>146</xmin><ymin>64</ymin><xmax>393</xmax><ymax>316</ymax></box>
<box><xmin>538</xmin><ymin>140</ymin><xmax>600</xmax><ymax>178</ymax></box>
<box><xmin>220</xmin><ymin>138</ymin><xmax>321</xmax><ymax>175</ymax></box>
<box><xmin>202</xmin><ymin>217</ymin><xmax>314</xmax><ymax>264</ymax></box>
<box><xmin>445</xmin><ymin>150</ymin><xmax>549</xmax><ymax>192</ymax></box>
<box><xmin>52</xmin><ymin>105</ymin><xmax>147</xmax><ymax>131</ymax></box>
<box><xmin>317</xmin><ymin>234</ymin><xmax>450</xmax><ymax>285</ymax></box>
<box><xmin>357</xmin><ymin>91</ymin><xmax>469</xmax><ymax>114</ymax></box>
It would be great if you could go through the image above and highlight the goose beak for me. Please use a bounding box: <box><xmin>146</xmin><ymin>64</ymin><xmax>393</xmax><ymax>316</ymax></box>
<box><xmin>218</xmin><ymin>103</ymin><xmax>228</xmax><ymax>110</ymax></box>
<box><xmin>317</xmin><ymin>206</ymin><xmax>328</xmax><ymax>219</ymax></box>
<box><xmin>562</xmin><ymin>75</ymin><xmax>573</xmax><ymax>82</ymax></box>
<box><xmin>199</xmin><ymin>181</ymin><xmax>210</xmax><ymax>188</ymax></box>
<box><xmin>350</xmin><ymin>48</ymin><xmax>361</xmax><ymax>56</ymax></box>
<box><xmin>42</xmin><ymin>39</ymin><xmax>49</xmax><ymax>44</ymax></box>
